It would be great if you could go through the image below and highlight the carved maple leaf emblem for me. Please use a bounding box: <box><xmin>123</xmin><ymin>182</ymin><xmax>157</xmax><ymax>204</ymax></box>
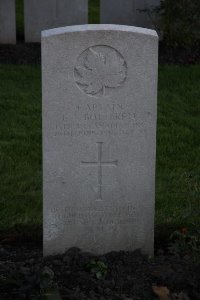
<box><xmin>75</xmin><ymin>47</ymin><xmax>127</xmax><ymax>97</ymax></box>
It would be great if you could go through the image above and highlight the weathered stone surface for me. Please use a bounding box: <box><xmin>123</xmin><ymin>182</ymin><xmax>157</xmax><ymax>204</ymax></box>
<box><xmin>101</xmin><ymin>0</ymin><xmax>160</xmax><ymax>29</ymax></box>
<box><xmin>24</xmin><ymin>0</ymin><xmax>88</xmax><ymax>43</ymax></box>
<box><xmin>0</xmin><ymin>0</ymin><xmax>16</xmax><ymax>44</ymax></box>
<box><xmin>42</xmin><ymin>25</ymin><xmax>158</xmax><ymax>256</ymax></box>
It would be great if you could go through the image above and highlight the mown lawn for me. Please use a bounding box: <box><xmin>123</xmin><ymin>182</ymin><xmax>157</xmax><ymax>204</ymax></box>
<box><xmin>0</xmin><ymin>65</ymin><xmax>199</xmax><ymax>232</ymax></box>
<box><xmin>156</xmin><ymin>66</ymin><xmax>200</xmax><ymax>228</ymax></box>
<box><xmin>2</xmin><ymin>0</ymin><xmax>200</xmax><ymax>236</ymax></box>
<box><xmin>0</xmin><ymin>65</ymin><xmax>42</xmax><ymax>229</ymax></box>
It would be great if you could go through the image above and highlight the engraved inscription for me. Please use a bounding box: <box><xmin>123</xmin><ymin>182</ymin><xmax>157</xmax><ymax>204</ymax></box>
<box><xmin>81</xmin><ymin>142</ymin><xmax>118</xmax><ymax>200</ymax></box>
<box><xmin>53</xmin><ymin>103</ymin><xmax>152</xmax><ymax>137</ymax></box>
<box><xmin>74</xmin><ymin>46</ymin><xmax>127</xmax><ymax>97</ymax></box>
<box><xmin>50</xmin><ymin>205</ymin><xmax>136</xmax><ymax>226</ymax></box>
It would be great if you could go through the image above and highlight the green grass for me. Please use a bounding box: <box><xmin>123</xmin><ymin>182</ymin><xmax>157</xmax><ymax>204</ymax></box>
<box><xmin>0</xmin><ymin>65</ymin><xmax>42</xmax><ymax>229</ymax></box>
<box><xmin>89</xmin><ymin>0</ymin><xmax>100</xmax><ymax>23</ymax></box>
<box><xmin>0</xmin><ymin>65</ymin><xmax>199</xmax><ymax>232</ymax></box>
<box><xmin>3</xmin><ymin>0</ymin><xmax>200</xmax><ymax>236</ymax></box>
<box><xmin>16</xmin><ymin>0</ymin><xmax>24</xmax><ymax>39</ymax></box>
<box><xmin>156</xmin><ymin>66</ymin><xmax>200</xmax><ymax>228</ymax></box>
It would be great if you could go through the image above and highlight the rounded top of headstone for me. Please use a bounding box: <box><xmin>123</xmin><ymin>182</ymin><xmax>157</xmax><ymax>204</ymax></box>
<box><xmin>42</xmin><ymin>24</ymin><xmax>158</xmax><ymax>39</ymax></box>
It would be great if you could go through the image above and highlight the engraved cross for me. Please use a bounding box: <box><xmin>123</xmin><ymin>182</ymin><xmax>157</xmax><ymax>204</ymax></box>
<box><xmin>81</xmin><ymin>142</ymin><xmax>118</xmax><ymax>200</ymax></box>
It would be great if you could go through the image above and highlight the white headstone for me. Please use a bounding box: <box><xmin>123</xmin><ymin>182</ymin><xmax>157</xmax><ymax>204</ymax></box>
<box><xmin>101</xmin><ymin>0</ymin><xmax>160</xmax><ymax>29</ymax></box>
<box><xmin>0</xmin><ymin>0</ymin><xmax>16</xmax><ymax>44</ymax></box>
<box><xmin>42</xmin><ymin>24</ymin><xmax>158</xmax><ymax>256</ymax></box>
<box><xmin>24</xmin><ymin>0</ymin><xmax>88</xmax><ymax>43</ymax></box>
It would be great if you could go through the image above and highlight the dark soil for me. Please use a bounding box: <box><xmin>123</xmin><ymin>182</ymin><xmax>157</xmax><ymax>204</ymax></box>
<box><xmin>0</xmin><ymin>238</ymin><xmax>200</xmax><ymax>300</ymax></box>
<box><xmin>0</xmin><ymin>42</ymin><xmax>200</xmax><ymax>65</ymax></box>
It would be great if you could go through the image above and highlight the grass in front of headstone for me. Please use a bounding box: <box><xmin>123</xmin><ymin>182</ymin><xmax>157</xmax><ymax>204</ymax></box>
<box><xmin>0</xmin><ymin>64</ymin><xmax>199</xmax><ymax>238</ymax></box>
<box><xmin>0</xmin><ymin>64</ymin><xmax>42</xmax><ymax>230</ymax></box>
<box><xmin>156</xmin><ymin>65</ymin><xmax>200</xmax><ymax>230</ymax></box>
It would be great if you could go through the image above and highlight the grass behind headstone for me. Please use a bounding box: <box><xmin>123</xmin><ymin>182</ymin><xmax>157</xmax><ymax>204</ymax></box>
<box><xmin>0</xmin><ymin>65</ymin><xmax>199</xmax><ymax>232</ymax></box>
<box><xmin>0</xmin><ymin>65</ymin><xmax>42</xmax><ymax>229</ymax></box>
<box><xmin>16</xmin><ymin>0</ymin><xmax>24</xmax><ymax>40</ymax></box>
<box><xmin>89</xmin><ymin>0</ymin><xmax>100</xmax><ymax>23</ymax></box>
<box><xmin>156</xmin><ymin>66</ymin><xmax>200</xmax><ymax>228</ymax></box>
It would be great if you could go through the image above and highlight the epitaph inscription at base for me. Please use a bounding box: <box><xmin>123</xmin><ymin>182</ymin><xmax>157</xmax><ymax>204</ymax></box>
<box><xmin>42</xmin><ymin>25</ymin><xmax>158</xmax><ymax>256</ymax></box>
